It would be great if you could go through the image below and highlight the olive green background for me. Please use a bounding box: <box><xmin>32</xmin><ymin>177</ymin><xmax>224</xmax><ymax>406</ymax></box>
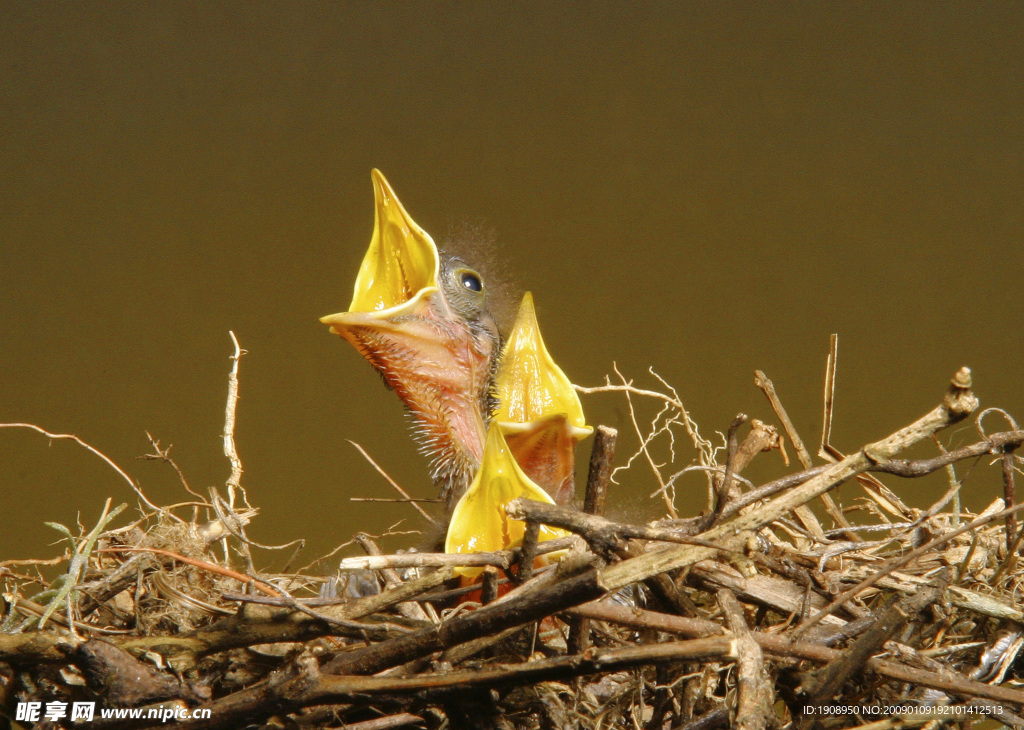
<box><xmin>2</xmin><ymin>3</ymin><xmax>1021</xmax><ymax>563</ymax></box>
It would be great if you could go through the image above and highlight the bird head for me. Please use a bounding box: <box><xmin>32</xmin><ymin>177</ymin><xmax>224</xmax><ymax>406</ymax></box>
<box><xmin>321</xmin><ymin>170</ymin><xmax>501</xmax><ymax>509</ymax></box>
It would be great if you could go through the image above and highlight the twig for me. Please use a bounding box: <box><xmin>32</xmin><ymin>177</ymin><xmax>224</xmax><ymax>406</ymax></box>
<box><xmin>583</xmin><ymin>425</ymin><xmax>617</xmax><ymax>517</ymax></box>
<box><xmin>6</xmin><ymin>595</ymin><xmax>134</xmax><ymax>636</ymax></box>
<box><xmin>820</xmin><ymin>333</ymin><xmax>838</xmax><ymax>460</ymax></box>
<box><xmin>321</xmin><ymin>550</ymin><xmax>605</xmax><ymax>676</ymax></box>
<box><xmin>97</xmin><ymin>546</ymin><xmax>281</xmax><ymax>597</ymax></box>
<box><xmin>174</xmin><ymin>636</ymin><xmax>737</xmax><ymax>729</ymax></box>
<box><xmin>793</xmin><ymin>499</ymin><xmax>1024</xmax><ymax>639</ymax></box>
<box><xmin>797</xmin><ymin>582</ymin><xmax>947</xmax><ymax>725</ymax></box>
<box><xmin>934</xmin><ymin>435</ymin><xmax>963</xmax><ymax>526</ymax></box>
<box><xmin>480</xmin><ymin>567</ymin><xmax>500</xmax><ymax>605</ymax></box>
<box><xmin>354</xmin><ymin>533</ymin><xmax>433</xmax><ymax>623</ymax></box>
<box><xmin>336</xmin><ymin>714</ymin><xmax>426</xmax><ymax>730</ymax></box>
<box><xmin>349</xmin><ymin>440</ymin><xmax>436</xmax><ymax>525</ymax></box>
<box><xmin>222</xmin><ymin>567</ymin><xmax>451</xmax><ymax>621</ymax></box>
<box><xmin>702</xmin><ymin>414</ymin><xmax>747</xmax><ymax>530</ymax></box>
<box><xmin>813</xmin><ymin>334</ymin><xmax>866</xmax><ymax>536</ymax></box>
<box><xmin>223</xmin><ymin>330</ymin><xmax>248</xmax><ymax>510</ymax></box>
<box><xmin>753</xmin><ymin>371</ymin><xmax>826</xmax><ymax>540</ymax></box>
<box><xmin>515</xmin><ymin>520</ymin><xmax>541</xmax><ymax>583</ymax></box>
<box><xmin>576</xmin><ymin>366</ymin><xmax>718</xmax><ymax>517</ymax></box>
<box><xmin>598</xmin><ymin>367</ymin><xmax>980</xmax><ymax>593</ymax></box>
<box><xmin>336</xmin><ymin>536</ymin><xmax>574</xmax><ymax>572</ymax></box>
<box><xmin>872</xmin><ymin>430</ymin><xmax>1023</xmax><ymax>477</ymax></box>
<box><xmin>615</xmin><ymin>364</ymin><xmax>676</xmax><ymax>517</ymax></box>
<box><xmin>350</xmin><ymin>497</ymin><xmax>439</xmax><ymax>504</ymax></box>
<box><xmin>0</xmin><ymin>556</ymin><xmax>68</xmax><ymax>570</ymax></box>
<box><xmin>0</xmin><ymin>423</ymin><xmax>167</xmax><ymax>516</ymax></box>
<box><xmin>567</xmin><ymin>601</ymin><xmax>1024</xmax><ymax>706</ymax></box>
<box><xmin>718</xmin><ymin>589</ymin><xmax>773</xmax><ymax>730</ymax></box>
<box><xmin>1004</xmin><ymin>444</ymin><xmax>1020</xmax><ymax>554</ymax></box>
<box><xmin>140</xmin><ymin>431</ymin><xmax>204</xmax><ymax>501</ymax></box>
<box><xmin>571</xmin><ymin>426</ymin><xmax>617</xmax><ymax>655</ymax></box>
<box><xmin>754</xmin><ymin>370</ymin><xmax>814</xmax><ymax>472</ymax></box>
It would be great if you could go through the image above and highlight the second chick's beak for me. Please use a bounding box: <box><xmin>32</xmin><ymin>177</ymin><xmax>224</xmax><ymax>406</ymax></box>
<box><xmin>321</xmin><ymin>170</ymin><xmax>501</xmax><ymax>511</ymax></box>
<box><xmin>494</xmin><ymin>293</ymin><xmax>593</xmax><ymax>505</ymax></box>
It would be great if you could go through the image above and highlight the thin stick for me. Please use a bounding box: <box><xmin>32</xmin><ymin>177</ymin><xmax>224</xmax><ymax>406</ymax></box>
<box><xmin>350</xmin><ymin>498</ymin><xmax>439</xmax><ymax>504</ymax></box>
<box><xmin>516</xmin><ymin>520</ymin><xmax>540</xmax><ymax>583</ymax></box>
<box><xmin>141</xmin><ymin>431</ymin><xmax>204</xmax><ymax>501</ymax></box>
<box><xmin>567</xmin><ymin>602</ymin><xmax>1024</xmax><ymax>706</ymax></box>
<box><xmin>752</xmin><ymin>371</ymin><xmax>826</xmax><ymax>539</ymax></box>
<box><xmin>599</xmin><ymin>368</ymin><xmax>979</xmax><ymax>593</ymax></box>
<box><xmin>615</xmin><ymin>364</ymin><xmax>676</xmax><ymax>517</ymax></box>
<box><xmin>978</xmin><ymin>408</ymin><xmax>1022</xmax><ymax>548</ymax></box>
<box><xmin>0</xmin><ymin>423</ymin><xmax>168</xmax><ymax>517</ymax></box>
<box><xmin>354</xmin><ymin>533</ymin><xmax>432</xmax><ymax>623</ymax></box>
<box><xmin>754</xmin><ymin>371</ymin><xmax>813</xmax><ymax>469</ymax></box>
<box><xmin>349</xmin><ymin>441</ymin><xmax>436</xmax><ymax>525</ymax></box>
<box><xmin>336</xmin><ymin>536</ymin><xmax>574</xmax><ymax>571</ymax></box>
<box><xmin>576</xmin><ymin>366</ymin><xmax>717</xmax><ymax>513</ymax></box>
<box><xmin>820</xmin><ymin>333</ymin><xmax>838</xmax><ymax>456</ymax></box>
<box><xmin>793</xmin><ymin>499</ymin><xmax>1024</xmax><ymax>639</ymax></box>
<box><xmin>704</xmin><ymin>414</ymin><xmax>747</xmax><ymax>530</ymax></box>
<box><xmin>98</xmin><ymin>546</ymin><xmax>281</xmax><ymax>597</ymax></box>
<box><xmin>0</xmin><ymin>556</ymin><xmax>67</xmax><ymax>570</ymax></box>
<box><xmin>1003</xmin><ymin>445</ymin><xmax>1019</xmax><ymax>554</ymax></box>
<box><xmin>933</xmin><ymin>435</ymin><xmax>963</xmax><ymax>527</ymax></box>
<box><xmin>571</xmin><ymin>426</ymin><xmax>616</xmax><ymax>654</ymax></box>
<box><xmin>480</xmin><ymin>567</ymin><xmax>499</xmax><ymax>605</ymax></box>
<box><xmin>718</xmin><ymin>589</ymin><xmax>773</xmax><ymax>730</ymax></box>
<box><xmin>813</xmin><ymin>336</ymin><xmax>867</xmax><ymax>535</ymax></box>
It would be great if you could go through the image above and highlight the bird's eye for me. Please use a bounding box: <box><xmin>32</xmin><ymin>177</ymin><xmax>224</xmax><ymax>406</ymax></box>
<box><xmin>460</xmin><ymin>271</ymin><xmax>483</xmax><ymax>292</ymax></box>
<box><xmin>442</xmin><ymin>259</ymin><xmax>489</xmax><ymax>320</ymax></box>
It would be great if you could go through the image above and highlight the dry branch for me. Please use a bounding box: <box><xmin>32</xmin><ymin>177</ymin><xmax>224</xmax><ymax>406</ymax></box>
<box><xmin>6</xmin><ymin>356</ymin><xmax>1024</xmax><ymax>730</ymax></box>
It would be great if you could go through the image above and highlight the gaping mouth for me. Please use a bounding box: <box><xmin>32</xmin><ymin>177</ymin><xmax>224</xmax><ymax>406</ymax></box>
<box><xmin>321</xmin><ymin>169</ymin><xmax>440</xmax><ymax>329</ymax></box>
<box><xmin>444</xmin><ymin>423</ymin><xmax>570</xmax><ymax>579</ymax></box>
<box><xmin>494</xmin><ymin>292</ymin><xmax>593</xmax><ymax>441</ymax></box>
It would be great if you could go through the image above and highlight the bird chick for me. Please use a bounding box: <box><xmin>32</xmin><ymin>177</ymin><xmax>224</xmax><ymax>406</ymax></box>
<box><xmin>321</xmin><ymin>170</ymin><xmax>501</xmax><ymax>511</ymax></box>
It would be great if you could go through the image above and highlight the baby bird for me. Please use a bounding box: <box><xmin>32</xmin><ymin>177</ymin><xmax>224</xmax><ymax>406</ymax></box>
<box><xmin>321</xmin><ymin>171</ymin><xmax>501</xmax><ymax>512</ymax></box>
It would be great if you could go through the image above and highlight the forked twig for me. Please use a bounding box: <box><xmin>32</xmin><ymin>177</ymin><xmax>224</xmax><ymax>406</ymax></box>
<box><xmin>575</xmin><ymin>364</ymin><xmax>718</xmax><ymax>517</ymax></box>
<box><xmin>0</xmin><ymin>423</ymin><xmax>169</xmax><ymax>517</ymax></box>
<box><xmin>140</xmin><ymin>431</ymin><xmax>205</xmax><ymax>502</ymax></box>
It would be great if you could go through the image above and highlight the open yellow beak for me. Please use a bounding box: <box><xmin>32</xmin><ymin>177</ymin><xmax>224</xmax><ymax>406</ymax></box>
<box><xmin>492</xmin><ymin>293</ymin><xmax>593</xmax><ymax>503</ymax></box>
<box><xmin>445</xmin><ymin>424</ymin><xmax>571</xmax><ymax>579</ymax></box>
<box><xmin>494</xmin><ymin>293</ymin><xmax>591</xmax><ymax>438</ymax></box>
<box><xmin>322</xmin><ymin>169</ymin><xmax>440</xmax><ymax>327</ymax></box>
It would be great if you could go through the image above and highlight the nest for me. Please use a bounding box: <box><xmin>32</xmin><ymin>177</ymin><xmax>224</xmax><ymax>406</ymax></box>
<box><xmin>3</xmin><ymin>341</ymin><xmax>1024</xmax><ymax>730</ymax></box>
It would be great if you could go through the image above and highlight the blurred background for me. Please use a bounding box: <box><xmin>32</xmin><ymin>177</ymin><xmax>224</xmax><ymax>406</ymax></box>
<box><xmin>2</xmin><ymin>3</ymin><xmax>1021</xmax><ymax>564</ymax></box>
